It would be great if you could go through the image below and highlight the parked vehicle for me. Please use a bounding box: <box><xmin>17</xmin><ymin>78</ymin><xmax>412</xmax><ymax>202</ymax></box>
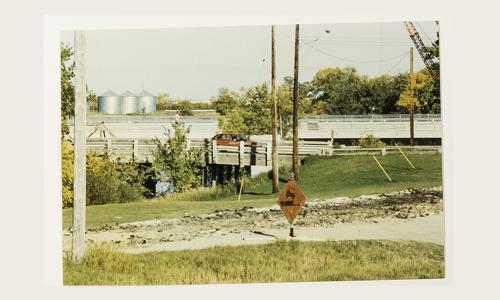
<box><xmin>212</xmin><ymin>133</ymin><xmax>256</xmax><ymax>146</ymax></box>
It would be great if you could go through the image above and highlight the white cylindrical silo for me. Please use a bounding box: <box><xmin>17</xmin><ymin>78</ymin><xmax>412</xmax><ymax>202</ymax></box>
<box><xmin>98</xmin><ymin>90</ymin><xmax>121</xmax><ymax>114</ymax></box>
<box><xmin>120</xmin><ymin>91</ymin><xmax>138</xmax><ymax>114</ymax></box>
<box><xmin>137</xmin><ymin>90</ymin><xmax>157</xmax><ymax>113</ymax></box>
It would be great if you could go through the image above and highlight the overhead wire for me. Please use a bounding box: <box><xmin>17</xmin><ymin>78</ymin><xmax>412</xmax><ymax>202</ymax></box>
<box><xmin>305</xmin><ymin>43</ymin><xmax>410</xmax><ymax>64</ymax></box>
<box><xmin>414</xmin><ymin>22</ymin><xmax>435</xmax><ymax>45</ymax></box>
<box><xmin>384</xmin><ymin>51</ymin><xmax>410</xmax><ymax>74</ymax></box>
<box><xmin>301</xmin><ymin>37</ymin><xmax>409</xmax><ymax>44</ymax></box>
<box><xmin>299</xmin><ymin>28</ymin><xmax>337</xmax><ymax>63</ymax></box>
<box><xmin>301</xmin><ymin>35</ymin><xmax>408</xmax><ymax>41</ymax></box>
<box><xmin>300</xmin><ymin>35</ymin><xmax>411</xmax><ymax>48</ymax></box>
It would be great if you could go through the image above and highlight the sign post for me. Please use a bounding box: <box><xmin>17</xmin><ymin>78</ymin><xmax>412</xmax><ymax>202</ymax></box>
<box><xmin>278</xmin><ymin>180</ymin><xmax>306</xmax><ymax>237</ymax></box>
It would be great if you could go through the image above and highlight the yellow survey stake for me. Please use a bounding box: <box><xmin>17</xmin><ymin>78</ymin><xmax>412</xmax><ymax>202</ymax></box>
<box><xmin>372</xmin><ymin>155</ymin><xmax>392</xmax><ymax>182</ymax></box>
<box><xmin>395</xmin><ymin>143</ymin><xmax>416</xmax><ymax>169</ymax></box>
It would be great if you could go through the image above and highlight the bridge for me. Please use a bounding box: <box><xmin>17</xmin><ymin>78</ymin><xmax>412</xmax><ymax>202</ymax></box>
<box><xmin>85</xmin><ymin>138</ymin><xmax>441</xmax><ymax>166</ymax></box>
<box><xmin>69</xmin><ymin>114</ymin><xmax>442</xmax><ymax>142</ymax></box>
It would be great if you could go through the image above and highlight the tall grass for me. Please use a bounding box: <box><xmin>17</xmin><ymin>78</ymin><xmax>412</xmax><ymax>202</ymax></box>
<box><xmin>64</xmin><ymin>240</ymin><xmax>444</xmax><ymax>285</ymax></box>
<box><xmin>158</xmin><ymin>186</ymin><xmax>234</xmax><ymax>202</ymax></box>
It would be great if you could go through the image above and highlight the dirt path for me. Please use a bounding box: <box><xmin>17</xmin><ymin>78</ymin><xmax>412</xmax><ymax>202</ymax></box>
<box><xmin>63</xmin><ymin>187</ymin><xmax>444</xmax><ymax>254</ymax></box>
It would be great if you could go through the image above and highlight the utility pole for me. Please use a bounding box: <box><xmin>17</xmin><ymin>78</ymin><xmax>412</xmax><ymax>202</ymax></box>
<box><xmin>72</xmin><ymin>31</ymin><xmax>87</xmax><ymax>262</ymax></box>
<box><xmin>271</xmin><ymin>25</ymin><xmax>279</xmax><ymax>193</ymax></box>
<box><xmin>409</xmin><ymin>47</ymin><xmax>415</xmax><ymax>146</ymax></box>
<box><xmin>292</xmin><ymin>24</ymin><xmax>300</xmax><ymax>181</ymax></box>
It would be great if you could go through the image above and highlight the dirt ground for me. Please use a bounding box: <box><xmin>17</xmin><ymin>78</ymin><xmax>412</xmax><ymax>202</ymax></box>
<box><xmin>63</xmin><ymin>187</ymin><xmax>444</xmax><ymax>254</ymax></box>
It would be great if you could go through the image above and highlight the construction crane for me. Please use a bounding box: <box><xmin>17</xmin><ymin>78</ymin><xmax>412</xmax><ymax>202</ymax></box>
<box><xmin>404</xmin><ymin>21</ymin><xmax>440</xmax><ymax>82</ymax></box>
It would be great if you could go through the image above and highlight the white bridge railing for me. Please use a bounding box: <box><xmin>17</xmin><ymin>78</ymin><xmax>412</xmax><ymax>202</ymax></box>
<box><xmin>77</xmin><ymin>113</ymin><xmax>441</xmax><ymax>125</ymax></box>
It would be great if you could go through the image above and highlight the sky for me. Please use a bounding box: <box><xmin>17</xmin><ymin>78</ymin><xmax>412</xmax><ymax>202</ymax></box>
<box><xmin>60</xmin><ymin>21</ymin><xmax>438</xmax><ymax>101</ymax></box>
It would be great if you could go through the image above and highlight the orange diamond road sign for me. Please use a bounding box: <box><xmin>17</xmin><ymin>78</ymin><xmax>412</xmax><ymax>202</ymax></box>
<box><xmin>278</xmin><ymin>180</ymin><xmax>306</xmax><ymax>223</ymax></box>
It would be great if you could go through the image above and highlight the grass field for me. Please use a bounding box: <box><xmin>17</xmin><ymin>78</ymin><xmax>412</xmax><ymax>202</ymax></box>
<box><xmin>62</xmin><ymin>153</ymin><xmax>442</xmax><ymax>229</ymax></box>
<box><xmin>63</xmin><ymin>240</ymin><xmax>444</xmax><ymax>285</ymax></box>
<box><xmin>246</xmin><ymin>153</ymin><xmax>443</xmax><ymax>199</ymax></box>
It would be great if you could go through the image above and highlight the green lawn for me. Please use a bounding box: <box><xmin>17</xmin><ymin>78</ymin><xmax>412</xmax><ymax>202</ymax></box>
<box><xmin>62</xmin><ymin>153</ymin><xmax>442</xmax><ymax>229</ymax></box>
<box><xmin>62</xmin><ymin>197</ymin><xmax>276</xmax><ymax>230</ymax></box>
<box><xmin>245</xmin><ymin>153</ymin><xmax>443</xmax><ymax>200</ymax></box>
<box><xmin>64</xmin><ymin>240</ymin><xmax>444</xmax><ymax>285</ymax></box>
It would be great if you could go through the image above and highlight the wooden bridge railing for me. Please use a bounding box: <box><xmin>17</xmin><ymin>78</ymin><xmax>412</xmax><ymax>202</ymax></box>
<box><xmin>85</xmin><ymin>138</ymin><xmax>441</xmax><ymax>165</ymax></box>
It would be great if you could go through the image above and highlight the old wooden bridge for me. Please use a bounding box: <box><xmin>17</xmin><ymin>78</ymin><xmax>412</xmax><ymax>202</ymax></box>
<box><xmin>85</xmin><ymin>138</ymin><xmax>441</xmax><ymax>166</ymax></box>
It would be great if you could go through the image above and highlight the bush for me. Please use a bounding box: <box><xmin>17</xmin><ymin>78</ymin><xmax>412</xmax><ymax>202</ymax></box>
<box><xmin>357</xmin><ymin>134</ymin><xmax>386</xmax><ymax>148</ymax></box>
<box><xmin>152</xmin><ymin>120</ymin><xmax>203</xmax><ymax>193</ymax></box>
<box><xmin>61</xmin><ymin>140</ymin><xmax>74</xmax><ymax>208</ymax></box>
<box><xmin>86</xmin><ymin>154</ymin><xmax>146</xmax><ymax>206</ymax></box>
<box><xmin>61</xmin><ymin>140</ymin><xmax>151</xmax><ymax>208</ymax></box>
<box><xmin>86</xmin><ymin>172</ymin><xmax>143</xmax><ymax>205</ymax></box>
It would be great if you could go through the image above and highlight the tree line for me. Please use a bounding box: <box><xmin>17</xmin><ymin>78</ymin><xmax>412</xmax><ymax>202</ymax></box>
<box><xmin>212</xmin><ymin>67</ymin><xmax>440</xmax><ymax>137</ymax></box>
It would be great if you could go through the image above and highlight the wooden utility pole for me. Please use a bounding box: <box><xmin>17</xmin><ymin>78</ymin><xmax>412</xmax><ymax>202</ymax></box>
<box><xmin>72</xmin><ymin>31</ymin><xmax>87</xmax><ymax>262</ymax></box>
<box><xmin>292</xmin><ymin>24</ymin><xmax>300</xmax><ymax>181</ymax></box>
<box><xmin>271</xmin><ymin>25</ymin><xmax>279</xmax><ymax>193</ymax></box>
<box><xmin>409</xmin><ymin>47</ymin><xmax>415</xmax><ymax>146</ymax></box>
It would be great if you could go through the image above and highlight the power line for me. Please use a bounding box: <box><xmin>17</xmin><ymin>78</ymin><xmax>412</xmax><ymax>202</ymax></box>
<box><xmin>414</xmin><ymin>22</ymin><xmax>434</xmax><ymax>44</ymax></box>
<box><xmin>305</xmin><ymin>43</ymin><xmax>410</xmax><ymax>64</ymax></box>
<box><xmin>303</xmin><ymin>42</ymin><xmax>410</xmax><ymax>47</ymax></box>
<box><xmin>300</xmin><ymin>38</ymin><xmax>410</xmax><ymax>47</ymax></box>
<box><xmin>301</xmin><ymin>35</ymin><xmax>409</xmax><ymax>41</ymax></box>
<box><xmin>300</xmin><ymin>37</ymin><xmax>321</xmax><ymax>60</ymax></box>
<box><xmin>385</xmin><ymin>51</ymin><xmax>410</xmax><ymax>74</ymax></box>
<box><xmin>301</xmin><ymin>37</ymin><xmax>409</xmax><ymax>42</ymax></box>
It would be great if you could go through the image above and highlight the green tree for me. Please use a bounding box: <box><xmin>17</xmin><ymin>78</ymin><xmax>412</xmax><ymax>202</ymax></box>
<box><xmin>217</xmin><ymin>84</ymin><xmax>272</xmax><ymax>135</ymax></box>
<box><xmin>240</xmin><ymin>83</ymin><xmax>271</xmax><ymax>135</ymax></box>
<box><xmin>217</xmin><ymin>106</ymin><xmax>249</xmax><ymax>133</ymax></box>
<box><xmin>414</xmin><ymin>70</ymin><xmax>440</xmax><ymax>113</ymax></box>
<box><xmin>352</xmin><ymin>74</ymin><xmax>412</xmax><ymax>114</ymax></box>
<box><xmin>212</xmin><ymin>87</ymin><xmax>239</xmax><ymax>115</ymax></box>
<box><xmin>310</xmin><ymin>67</ymin><xmax>365</xmax><ymax>114</ymax></box>
<box><xmin>421</xmin><ymin>23</ymin><xmax>440</xmax><ymax>112</ymax></box>
<box><xmin>157</xmin><ymin>92</ymin><xmax>172</xmax><ymax>111</ymax></box>
<box><xmin>152</xmin><ymin>121</ymin><xmax>203</xmax><ymax>193</ymax></box>
<box><xmin>175</xmin><ymin>100</ymin><xmax>194</xmax><ymax>116</ymax></box>
<box><xmin>60</xmin><ymin>44</ymin><xmax>75</xmax><ymax>136</ymax></box>
<box><xmin>426</xmin><ymin>22</ymin><xmax>440</xmax><ymax>83</ymax></box>
<box><xmin>312</xmin><ymin>100</ymin><xmax>328</xmax><ymax>115</ymax></box>
<box><xmin>87</xmin><ymin>89</ymin><xmax>97</xmax><ymax>112</ymax></box>
<box><xmin>216</xmin><ymin>81</ymin><xmax>310</xmax><ymax>138</ymax></box>
<box><xmin>276</xmin><ymin>79</ymin><xmax>310</xmax><ymax>139</ymax></box>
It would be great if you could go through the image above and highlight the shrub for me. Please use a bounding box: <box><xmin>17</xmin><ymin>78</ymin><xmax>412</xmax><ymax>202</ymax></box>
<box><xmin>357</xmin><ymin>134</ymin><xmax>386</xmax><ymax>148</ymax></box>
<box><xmin>152</xmin><ymin>120</ymin><xmax>203</xmax><ymax>193</ymax></box>
<box><xmin>86</xmin><ymin>154</ymin><xmax>146</xmax><ymax>205</ymax></box>
<box><xmin>61</xmin><ymin>140</ymin><xmax>74</xmax><ymax>208</ymax></box>
<box><xmin>86</xmin><ymin>172</ymin><xmax>120</xmax><ymax>205</ymax></box>
<box><xmin>62</xmin><ymin>140</ymin><xmax>151</xmax><ymax>208</ymax></box>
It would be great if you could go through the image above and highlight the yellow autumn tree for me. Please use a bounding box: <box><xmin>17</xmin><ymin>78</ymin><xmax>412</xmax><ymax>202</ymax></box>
<box><xmin>396</xmin><ymin>88</ymin><xmax>420</xmax><ymax>111</ymax></box>
<box><xmin>61</xmin><ymin>140</ymin><xmax>74</xmax><ymax>208</ymax></box>
<box><xmin>396</xmin><ymin>71</ymin><xmax>429</xmax><ymax>111</ymax></box>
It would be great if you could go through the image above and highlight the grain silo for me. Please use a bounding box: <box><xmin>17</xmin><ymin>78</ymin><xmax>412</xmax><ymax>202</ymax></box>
<box><xmin>98</xmin><ymin>90</ymin><xmax>121</xmax><ymax>114</ymax></box>
<box><xmin>137</xmin><ymin>90</ymin><xmax>157</xmax><ymax>113</ymax></box>
<box><xmin>120</xmin><ymin>91</ymin><xmax>138</xmax><ymax>114</ymax></box>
